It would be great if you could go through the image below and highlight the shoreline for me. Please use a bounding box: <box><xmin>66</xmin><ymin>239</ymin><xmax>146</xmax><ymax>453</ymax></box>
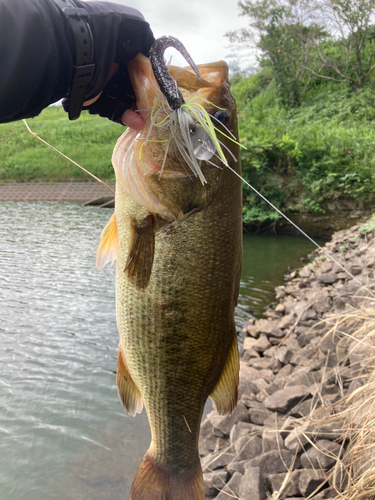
<box><xmin>200</xmin><ymin>216</ymin><xmax>375</xmax><ymax>499</ymax></box>
<box><xmin>0</xmin><ymin>180</ymin><xmax>115</xmax><ymax>202</ymax></box>
<box><xmin>0</xmin><ymin>180</ymin><xmax>370</xmax><ymax>238</ymax></box>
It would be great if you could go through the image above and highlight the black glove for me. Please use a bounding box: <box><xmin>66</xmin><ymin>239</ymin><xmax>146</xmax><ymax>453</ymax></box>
<box><xmin>62</xmin><ymin>1</ymin><xmax>154</xmax><ymax>123</ymax></box>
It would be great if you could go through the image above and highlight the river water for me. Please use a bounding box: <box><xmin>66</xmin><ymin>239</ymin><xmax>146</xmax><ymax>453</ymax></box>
<box><xmin>0</xmin><ymin>201</ymin><xmax>318</xmax><ymax>499</ymax></box>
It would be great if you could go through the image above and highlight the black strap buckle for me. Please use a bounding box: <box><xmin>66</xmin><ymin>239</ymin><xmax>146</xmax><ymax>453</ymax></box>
<box><xmin>62</xmin><ymin>7</ymin><xmax>90</xmax><ymax>19</ymax></box>
<box><xmin>53</xmin><ymin>0</ymin><xmax>95</xmax><ymax>120</ymax></box>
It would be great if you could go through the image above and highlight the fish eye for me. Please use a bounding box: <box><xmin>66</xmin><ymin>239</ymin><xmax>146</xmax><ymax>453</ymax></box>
<box><xmin>213</xmin><ymin>110</ymin><xmax>229</xmax><ymax>125</ymax></box>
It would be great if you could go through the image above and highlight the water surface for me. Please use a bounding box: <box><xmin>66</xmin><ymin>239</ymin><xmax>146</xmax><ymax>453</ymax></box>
<box><xmin>0</xmin><ymin>201</ymin><xmax>318</xmax><ymax>499</ymax></box>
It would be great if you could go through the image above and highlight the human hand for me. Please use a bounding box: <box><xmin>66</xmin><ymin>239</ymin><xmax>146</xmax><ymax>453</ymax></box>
<box><xmin>83</xmin><ymin>64</ymin><xmax>145</xmax><ymax>131</ymax></box>
<box><xmin>63</xmin><ymin>1</ymin><xmax>154</xmax><ymax>129</ymax></box>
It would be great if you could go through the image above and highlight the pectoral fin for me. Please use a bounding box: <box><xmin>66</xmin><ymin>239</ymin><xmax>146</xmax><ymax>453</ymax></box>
<box><xmin>96</xmin><ymin>213</ymin><xmax>118</xmax><ymax>270</ymax></box>
<box><xmin>209</xmin><ymin>332</ymin><xmax>239</xmax><ymax>415</ymax></box>
<box><xmin>125</xmin><ymin>214</ymin><xmax>155</xmax><ymax>289</ymax></box>
<box><xmin>116</xmin><ymin>344</ymin><xmax>143</xmax><ymax>416</ymax></box>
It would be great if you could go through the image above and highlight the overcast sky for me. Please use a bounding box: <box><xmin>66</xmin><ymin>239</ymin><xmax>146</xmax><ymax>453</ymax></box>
<box><xmin>93</xmin><ymin>0</ymin><xmax>251</xmax><ymax>68</ymax></box>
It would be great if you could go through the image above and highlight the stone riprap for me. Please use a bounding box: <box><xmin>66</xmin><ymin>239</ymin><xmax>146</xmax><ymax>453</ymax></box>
<box><xmin>200</xmin><ymin>219</ymin><xmax>375</xmax><ymax>499</ymax></box>
<box><xmin>0</xmin><ymin>180</ymin><xmax>115</xmax><ymax>202</ymax></box>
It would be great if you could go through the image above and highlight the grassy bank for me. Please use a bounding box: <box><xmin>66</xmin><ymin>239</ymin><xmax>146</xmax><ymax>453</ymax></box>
<box><xmin>1</xmin><ymin>80</ymin><xmax>375</xmax><ymax>226</ymax></box>
<box><xmin>234</xmin><ymin>78</ymin><xmax>375</xmax><ymax>226</ymax></box>
<box><xmin>0</xmin><ymin>107</ymin><xmax>123</xmax><ymax>181</ymax></box>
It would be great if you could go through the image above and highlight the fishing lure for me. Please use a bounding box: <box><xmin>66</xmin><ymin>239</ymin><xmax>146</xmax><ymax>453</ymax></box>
<box><xmin>148</xmin><ymin>36</ymin><xmax>242</xmax><ymax>184</ymax></box>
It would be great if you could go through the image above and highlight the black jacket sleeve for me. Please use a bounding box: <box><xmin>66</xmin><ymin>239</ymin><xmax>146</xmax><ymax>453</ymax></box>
<box><xmin>0</xmin><ymin>0</ymin><xmax>153</xmax><ymax>123</ymax></box>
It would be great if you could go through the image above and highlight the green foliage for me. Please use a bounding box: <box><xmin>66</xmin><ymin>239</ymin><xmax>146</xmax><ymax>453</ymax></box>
<box><xmin>359</xmin><ymin>215</ymin><xmax>375</xmax><ymax>233</ymax></box>
<box><xmin>234</xmin><ymin>71</ymin><xmax>375</xmax><ymax>224</ymax></box>
<box><xmin>0</xmin><ymin>107</ymin><xmax>123</xmax><ymax>180</ymax></box>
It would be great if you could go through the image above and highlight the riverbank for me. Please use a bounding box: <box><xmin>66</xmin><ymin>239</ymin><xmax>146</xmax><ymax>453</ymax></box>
<box><xmin>0</xmin><ymin>180</ymin><xmax>114</xmax><ymax>203</ymax></box>
<box><xmin>200</xmin><ymin>216</ymin><xmax>375</xmax><ymax>499</ymax></box>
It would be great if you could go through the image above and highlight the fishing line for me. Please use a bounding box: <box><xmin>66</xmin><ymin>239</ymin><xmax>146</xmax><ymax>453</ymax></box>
<box><xmin>22</xmin><ymin>111</ymin><xmax>374</xmax><ymax>298</ymax></box>
<box><xmin>225</xmin><ymin>163</ymin><xmax>375</xmax><ymax>299</ymax></box>
<box><xmin>22</xmin><ymin>120</ymin><xmax>115</xmax><ymax>195</ymax></box>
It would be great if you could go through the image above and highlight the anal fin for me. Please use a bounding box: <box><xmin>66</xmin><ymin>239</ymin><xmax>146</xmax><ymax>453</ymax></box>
<box><xmin>209</xmin><ymin>332</ymin><xmax>239</xmax><ymax>415</ymax></box>
<box><xmin>125</xmin><ymin>214</ymin><xmax>155</xmax><ymax>289</ymax></box>
<box><xmin>116</xmin><ymin>344</ymin><xmax>143</xmax><ymax>416</ymax></box>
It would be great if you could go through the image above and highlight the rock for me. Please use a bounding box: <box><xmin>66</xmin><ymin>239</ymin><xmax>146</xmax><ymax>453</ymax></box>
<box><xmin>278</xmin><ymin>313</ymin><xmax>295</xmax><ymax>330</ymax></box>
<box><xmin>229</xmin><ymin>422</ymin><xmax>263</xmax><ymax>461</ymax></box>
<box><xmin>265</xmin><ymin>379</ymin><xmax>285</xmax><ymax>396</ymax></box>
<box><xmin>313</xmin><ymin>421</ymin><xmax>345</xmax><ymax>441</ymax></box>
<box><xmin>298</xmin><ymin>469</ymin><xmax>326</xmax><ymax>496</ymax></box>
<box><xmin>275</xmin><ymin>364</ymin><xmax>294</xmax><ymax>379</ymax></box>
<box><xmin>207</xmin><ymin>402</ymin><xmax>249</xmax><ymax>438</ymax></box>
<box><xmin>318</xmin><ymin>332</ymin><xmax>336</xmax><ymax>354</ymax></box>
<box><xmin>299</xmin><ymin>267</ymin><xmax>312</xmax><ymax>278</ymax></box>
<box><xmin>199</xmin><ymin>418</ymin><xmax>216</xmax><ymax>455</ymax></box>
<box><xmin>262</xmin><ymin>429</ymin><xmax>284</xmax><ymax>454</ymax></box>
<box><xmin>268</xmin><ymin>470</ymin><xmax>301</xmax><ymax>498</ymax></box>
<box><xmin>242</xmin><ymin>348</ymin><xmax>260</xmax><ymax>362</ymax></box>
<box><xmin>347</xmin><ymin>377</ymin><xmax>365</xmax><ymax>395</ymax></box>
<box><xmin>201</xmin><ymin>452</ymin><xmax>236</xmax><ymax>471</ymax></box>
<box><xmin>246</xmin><ymin>325</ymin><xmax>260</xmax><ymax>338</ymax></box>
<box><xmin>310</xmin><ymin>487</ymin><xmax>337</xmax><ymax>499</ymax></box>
<box><xmin>285</xmin><ymin>370</ymin><xmax>317</xmax><ymax>388</ymax></box>
<box><xmin>256</xmin><ymin>319</ymin><xmax>284</xmax><ymax>338</ymax></box>
<box><xmin>284</xmin><ymin>421</ymin><xmax>314</xmax><ymax>453</ymax></box>
<box><xmin>290</xmin><ymin>398</ymin><xmax>317</xmax><ymax>418</ymax></box>
<box><xmin>239</xmin><ymin>467</ymin><xmax>263</xmax><ymax>500</ymax></box>
<box><xmin>264</xmin><ymin>413</ymin><xmax>288</xmax><ymax>430</ymax></box>
<box><xmin>275</xmin><ymin>303</ymin><xmax>285</xmax><ymax>313</ymax></box>
<box><xmin>264</xmin><ymin>345</ymin><xmax>294</xmax><ymax>364</ymax></box>
<box><xmin>214</xmin><ymin>437</ymin><xmax>230</xmax><ymax>452</ymax></box>
<box><xmin>215</xmin><ymin>472</ymin><xmax>243</xmax><ymax>500</ymax></box>
<box><xmin>252</xmin><ymin>334</ymin><xmax>271</xmax><ymax>352</ymax></box>
<box><xmin>349</xmin><ymin>334</ymin><xmax>375</xmax><ymax>372</ymax></box>
<box><xmin>238</xmin><ymin>366</ymin><xmax>261</xmax><ymax>398</ymax></box>
<box><xmin>290</xmin><ymin>345</ymin><xmax>318</xmax><ymax>366</ymax></box>
<box><xmin>248</xmin><ymin>407</ymin><xmax>273</xmax><ymax>425</ymax></box>
<box><xmin>263</xmin><ymin>385</ymin><xmax>310</xmax><ymax>413</ymax></box>
<box><xmin>227</xmin><ymin>460</ymin><xmax>246</xmax><ymax>475</ymax></box>
<box><xmin>252</xmin><ymin>378</ymin><xmax>270</xmax><ymax>393</ymax></box>
<box><xmin>318</xmin><ymin>273</ymin><xmax>338</xmax><ymax>284</ymax></box>
<box><xmin>249</xmin><ymin>357</ymin><xmax>282</xmax><ymax>373</ymax></box>
<box><xmin>320</xmin><ymin>261</ymin><xmax>333</xmax><ymax>273</ymax></box>
<box><xmin>349</xmin><ymin>264</ymin><xmax>362</xmax><ymax>275</ymax></box>
<box><xmin>203</xmin><ymin>469</ymin><xmax>229</xmax><ymax>497</ymax></box>
<box><xmin>243</xmin><ymin>337</ymin><xmax>257</xmax><ymax>350</ymax></box>
<box><xmin>244</xmin><ymin>449</ymin><xmax>298</xmax><ymax>476</ymax></box>
<box><xmin>300</xmin><ymin>439</ymin><xmax>342</xmax><ymax>469</ymax></box>
<box><xmin>313</xmin><ymin>295</ymin><xmax>331</xmax><ymax>314</ymax></box>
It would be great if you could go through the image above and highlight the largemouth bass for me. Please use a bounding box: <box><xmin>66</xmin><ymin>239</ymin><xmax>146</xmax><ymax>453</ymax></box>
<box><xmin>97</xmin><ymin>52</ymin><xmax>242</xmax><ymax>500</ymax></box>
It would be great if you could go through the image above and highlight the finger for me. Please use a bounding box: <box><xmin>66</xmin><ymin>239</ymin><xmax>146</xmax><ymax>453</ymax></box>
<box><xmin>121</xmin><ymin>109</ymin><xmax>144</xmax><ymax>131</ymax></box>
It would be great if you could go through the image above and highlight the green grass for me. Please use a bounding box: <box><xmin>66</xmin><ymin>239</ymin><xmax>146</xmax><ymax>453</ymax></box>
<box><xmin>0</xmin><ymin>107</ymin><xmax>124</xmax><ymax>181</ymax></box>
<box><xmin>232</xmin><ymin>76</ymin><xmax>375</xmax><ymax>224</ymax></box>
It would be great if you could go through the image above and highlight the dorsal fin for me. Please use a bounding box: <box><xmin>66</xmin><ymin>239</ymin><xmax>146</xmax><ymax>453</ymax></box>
<box><xmin>96</xmin><ymin>213</ymin><xmax>118</xmax><ymax>270</ymax></box>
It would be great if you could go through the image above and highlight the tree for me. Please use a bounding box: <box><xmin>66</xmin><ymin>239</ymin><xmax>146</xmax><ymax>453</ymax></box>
<box><xmin>304</xmin><ymin>0</ymin><xmax>375</xmax><ymax>90</ymax></box>
<box><xmin>227</xmin><ymin>0</ymin><xmax>327</xmax><ymax>106</ymax></box>
<box><xmin>228</xmin><ymin>0</ymin><xmax>375</xmax><ymax>105</ymax></box>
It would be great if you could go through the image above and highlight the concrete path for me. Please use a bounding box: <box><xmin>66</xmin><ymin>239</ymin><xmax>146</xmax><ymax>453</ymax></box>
<box><xmin>0</xmin><ymin>181</ymin><xmax>115</xmax><ymax>202</ymax></box>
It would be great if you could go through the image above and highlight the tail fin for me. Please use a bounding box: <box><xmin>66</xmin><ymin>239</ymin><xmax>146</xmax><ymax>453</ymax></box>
<box><xmin>130</xmin><ymin>451</ymin><xmax>204</xmax><ymax>500</ymax></box>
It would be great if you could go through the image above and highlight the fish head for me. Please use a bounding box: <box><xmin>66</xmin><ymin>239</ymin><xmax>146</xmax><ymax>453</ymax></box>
<box><xmin>112</xmin><ymin>54</ymin><xmax>239</xmax><ymax>221</ymax></box>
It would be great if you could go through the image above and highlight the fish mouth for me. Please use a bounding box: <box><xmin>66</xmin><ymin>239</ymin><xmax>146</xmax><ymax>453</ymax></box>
<box><xmin>127</xmin><ymin>54</ymin><xmax>233</xmax><ymax>181</ymax></box>
<box><xmin>112</xmin><ymin>54</ymin><xmax>235</xmax><ymax>219</ymax></box>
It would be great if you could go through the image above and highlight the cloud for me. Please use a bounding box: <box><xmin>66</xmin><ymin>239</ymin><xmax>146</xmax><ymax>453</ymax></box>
<box><xmin>94</xmin><ymin>0</ymin><xmax>250</xmax><ymax>66</ymax></box>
